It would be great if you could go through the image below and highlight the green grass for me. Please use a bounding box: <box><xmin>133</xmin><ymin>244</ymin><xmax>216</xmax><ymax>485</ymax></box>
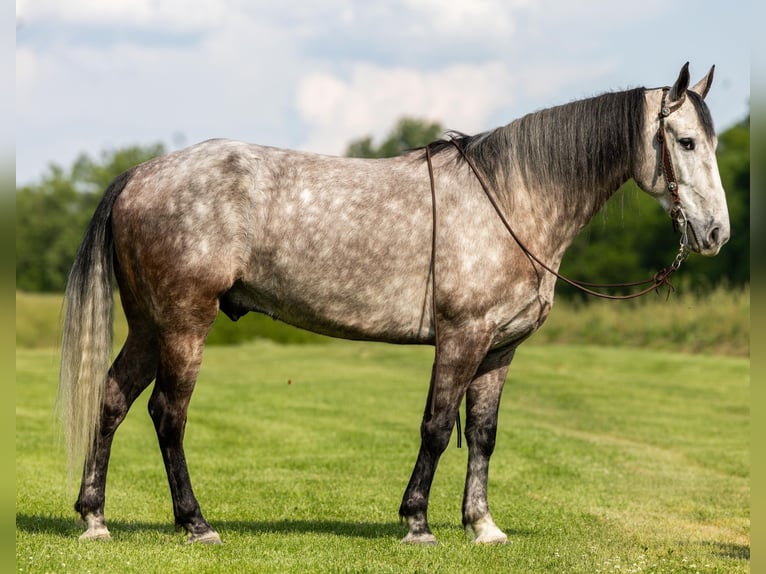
<box><xmin>532</xmin><ymin>285</ymin><xmax>750</xmax><ymax>357</ymax></box>
<box><xmin>16</xmin><ymin>341</ymin><xmax>749</xmax><ymax>573</ymax></box>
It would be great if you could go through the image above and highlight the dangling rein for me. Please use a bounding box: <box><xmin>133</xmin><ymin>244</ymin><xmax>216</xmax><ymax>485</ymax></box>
<box><xmin>425</xmin><ymin>87</ymin><xmax>689</xmax><ymax>446</ymax></box>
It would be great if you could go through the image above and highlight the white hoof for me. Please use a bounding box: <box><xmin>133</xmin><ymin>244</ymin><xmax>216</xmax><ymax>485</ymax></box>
<box><xmin>80</xmin><ymin>528</ymin><xmax>112</xmax><ymax>542</ymax></box>
<box><xmin>79</xmin><ymin>514</ymin><xmax>111</xmax><ymax>541</ymax></box>
<box><xmin>186</xmin><ymin>530</ymin><xmax>222</xmax><ymax>545</ymax></box>
<box><xmin>469</xmin><ymin>515</ymin><xmax>508</xmax><ymax>545</ymax></box>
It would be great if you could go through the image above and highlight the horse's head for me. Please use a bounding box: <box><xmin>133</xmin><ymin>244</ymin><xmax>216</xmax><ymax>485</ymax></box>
<box><xmin>634</xmin><ymin>63</ymin><xmax>730</xmax><ymax>256</ymax></box>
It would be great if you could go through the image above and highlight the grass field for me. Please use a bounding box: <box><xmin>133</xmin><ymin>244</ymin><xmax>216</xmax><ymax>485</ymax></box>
<box><xmin>16</xmin><ymin>340</ymin><xmax>749</xmax><ymax>573</ymax></box>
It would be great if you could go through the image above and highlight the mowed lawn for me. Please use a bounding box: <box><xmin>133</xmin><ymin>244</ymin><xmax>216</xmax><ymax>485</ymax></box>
<box><xmin>16</xmin><ymin>340</ymin><xmax>749</xmax><ymax>573</ymax></box>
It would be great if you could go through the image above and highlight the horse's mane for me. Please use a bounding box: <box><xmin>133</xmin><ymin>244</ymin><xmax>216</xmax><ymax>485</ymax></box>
<box><xmin>426</xmin><ymin>88</ymin><xmax>647</xmax><ymax>202</ymax></box>
<box><xmin>686</xmin><ymin>89</ymin><xmax>716</xmax><ymax>139</ymax></box>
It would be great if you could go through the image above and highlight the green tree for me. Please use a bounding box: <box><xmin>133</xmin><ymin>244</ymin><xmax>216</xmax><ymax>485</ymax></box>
<box><xmin>345</xmin><ymin>117</ymin><xmax>444</xmax><ymax>158</ymax></box>
<box><xmin>16</xmin><ymin>144</ymin><xmax>165</xmax><ymax>292</ymax></box>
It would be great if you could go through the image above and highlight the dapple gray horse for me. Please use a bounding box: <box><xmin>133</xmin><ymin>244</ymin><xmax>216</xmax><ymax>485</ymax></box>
<box><xmin>59</xmin><ymin>63</ymin><xmax>729</xmax><ymax>545</ymax></box>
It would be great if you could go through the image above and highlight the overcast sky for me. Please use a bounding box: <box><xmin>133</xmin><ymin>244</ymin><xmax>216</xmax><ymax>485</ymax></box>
<box><xmin>15</xmin><ymin>0</ymin><xmax>750</xmax><ymax>186</ymax></box>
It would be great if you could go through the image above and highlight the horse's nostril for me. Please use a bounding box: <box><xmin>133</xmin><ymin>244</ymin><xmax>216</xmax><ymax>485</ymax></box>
<box><xmin>702</xmin><ymin>225</ymin><xmax>729</xmax><ymax>252</ymax></box>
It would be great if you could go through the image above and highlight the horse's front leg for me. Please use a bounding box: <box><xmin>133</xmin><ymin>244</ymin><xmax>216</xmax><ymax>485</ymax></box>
<box><xmin>399</xmin><ymin>327</ymin><xmax>492</xmax><ymax>545</ymax></box>
<box><xmin>462</xmin><ymin>346</ymin><xmax>515</xmax><ymax>544</ymax></box>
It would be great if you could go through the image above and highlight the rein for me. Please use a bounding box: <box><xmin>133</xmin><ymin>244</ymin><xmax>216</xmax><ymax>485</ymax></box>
<box><xmin>425</xmin><ymin>144</ymin><xmax>462</xmax><ymax>447</ymax></box>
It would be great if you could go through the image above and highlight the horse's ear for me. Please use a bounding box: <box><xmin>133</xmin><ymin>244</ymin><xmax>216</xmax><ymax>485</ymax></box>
<box><xmin>690</xmin><ymin>65</ymin><xmax>715</xmax><ymax>100</ymax></box>
<box><xmin>669</xmin><ymin>62</ymin><xmax>690</xmax><ymax>102</ymax></box>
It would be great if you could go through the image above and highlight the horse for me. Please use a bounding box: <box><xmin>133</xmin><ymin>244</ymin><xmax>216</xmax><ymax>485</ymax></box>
<box><xmin>58</xmin><ymin>63</ymin><xmax>729</xmax><ymax>545</ymax></box>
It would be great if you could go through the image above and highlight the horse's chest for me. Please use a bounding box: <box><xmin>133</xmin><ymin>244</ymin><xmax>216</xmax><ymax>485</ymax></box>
<box><xmin>490</xmin><ymin>280</ymin><xmax>555</xmax><ymax>349</ymax></box>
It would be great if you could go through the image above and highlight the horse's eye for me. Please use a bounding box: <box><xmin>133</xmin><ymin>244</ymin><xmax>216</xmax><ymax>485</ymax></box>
<box><xmin>678</xmin><ymin>137</ymin><xmax>695</xmax><ymax>151</ymax></box>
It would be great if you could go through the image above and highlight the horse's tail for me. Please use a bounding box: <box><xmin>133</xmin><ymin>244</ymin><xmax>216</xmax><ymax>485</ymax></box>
<box><xmin>57</xmin><ymin>170</ymin><xmax>132</xmax><ymax>481</ymax></box>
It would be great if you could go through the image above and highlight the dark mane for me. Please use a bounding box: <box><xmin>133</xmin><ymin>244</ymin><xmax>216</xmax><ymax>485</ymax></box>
<box><xmin>426</xmin><ymin>88</ymin><xmax>647</xmax><ymax>201</ymax></box>
<box><xmin>687</xmin><ymin>90</ymin><xmax>716</xmax><ymax>140</ymax></box>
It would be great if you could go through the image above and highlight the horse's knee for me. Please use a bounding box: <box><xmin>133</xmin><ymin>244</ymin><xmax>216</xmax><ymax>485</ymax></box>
<box><xmin>464</xmin><ymin>423</ymin><xmax>497</xmax><ymax>457</ymax></box>
<box><xmin>465</xmin><ymin>383</ymin><xmax>503</xmax><ymax>457</ymax></box>
<box><xmin>147</xmin><ymin>389</ymin><xmax>164</xmax><ymax>421</ymax></box>
<box><xmin>420</xmin><ymin>415</ymin><xmax>455</xmax><ymax>455</ymax></box>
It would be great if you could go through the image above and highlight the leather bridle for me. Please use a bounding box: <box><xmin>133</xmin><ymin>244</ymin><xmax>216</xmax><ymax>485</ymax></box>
<box><xmin>656</xmin><ymin>87</ymin><xmax>689</xmax><ymax>236</ymax></box>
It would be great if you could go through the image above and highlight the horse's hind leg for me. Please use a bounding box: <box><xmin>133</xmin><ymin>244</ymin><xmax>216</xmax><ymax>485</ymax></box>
<box><xmin>148</xmin><ymin>313</ymin><xmax>221</xmax><ymax>544</ymax></box>
<box><xmin>76</xmin><ymin>327</ymin><xmax>159</xmax><ymax>541</ymax></box>
<box><xmin>462</xmin><ymin>346</ymin><xmax>515</xmax><ymax>544</ymax></box>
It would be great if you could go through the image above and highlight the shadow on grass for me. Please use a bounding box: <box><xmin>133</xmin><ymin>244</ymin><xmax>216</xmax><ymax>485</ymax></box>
<box><xmin>669</xmin><ymin>539</ymin><xmax>750</xmax><ymax>561</ymax></box>
<box><xmin>707</xmin><ymin>541</ymin><xmax>750</xmax><ymax>561</ymax></box>
<box><xmin>221</xmin><ymin>519</ymin><xmax>405</xmax><ymax>539</ymax></box>
<box><xmin>15</xmin><ymin>513</ymin><xmax>406</xmax><ymax>540</ymax></box>
<box><xmin>16</xmin><ymin>513</ymin><xmax>533</xmax><ymax>541</ymax></box>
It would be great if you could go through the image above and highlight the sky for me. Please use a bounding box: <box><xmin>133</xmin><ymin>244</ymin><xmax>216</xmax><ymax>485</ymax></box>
<box><xmin>15</xmin><ymin>0</ymin><xmax>750</xmax><ymax>187</ymax></box>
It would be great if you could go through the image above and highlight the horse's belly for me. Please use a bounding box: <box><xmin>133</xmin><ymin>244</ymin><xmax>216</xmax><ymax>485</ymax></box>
<box><xmin>221</xmin><ymin>271</ymin><xmax>433</xmax><ymax>344</ymax></box>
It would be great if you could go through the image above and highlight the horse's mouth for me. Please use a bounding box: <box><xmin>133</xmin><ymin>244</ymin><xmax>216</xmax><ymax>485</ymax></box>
<box><xmin>685</xmin><ymin>220</ymin><xmax>726</xmax><ymax>256</ymax></box>
<box><xmin>685</xmin><ymin>221</ymin><xmax>702</xmax><ymax>253</ymax></box>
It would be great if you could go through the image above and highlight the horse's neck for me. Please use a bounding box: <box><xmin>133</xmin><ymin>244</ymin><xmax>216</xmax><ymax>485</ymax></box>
<box><xmin>498</xmin><ymin>171</ymin><xmax>629</xmax><ymax>270</ymax></box>
<box><xmin>565</xmin><ymin>177</ymin><xmax>627</xmax><ymax>231</ymax></box>
<box><xmin>494</xmin><ymin>88</ymin><xmax>641</xmax><ymax>255</ymax></box>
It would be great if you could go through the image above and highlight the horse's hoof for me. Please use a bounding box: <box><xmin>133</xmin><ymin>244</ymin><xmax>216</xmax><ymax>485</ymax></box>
<box><xmin>473</xmin><ymin>531</ymin><xmax>509</xmax><ymax>545</ymax></box>
<box><xmin>185</xmin><ymin>530</ymin><xmax>222</xmax><ymax>545</ymax></box>
<box><xmin>79</xmin><ymin>513</ymin><xmax>111</xmax><ymax>541</ymax></box>
<box><xmin>468</xmin><ymin>515</ymin><xmax>508</xmax><ymax>545</ymax></box>
<box><xmin>400</xmin><ymin>532</ymin><xmax>438</xmax><ymax>546</ymax></box>
<box><xmin>79</xmin><ymin>526</ymin><xmax>111</xmax><ymax>541</ymax></box>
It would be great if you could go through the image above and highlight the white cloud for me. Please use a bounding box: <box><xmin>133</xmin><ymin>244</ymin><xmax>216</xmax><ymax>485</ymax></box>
<box><xmin>515</xmin><ymin>59</ymin><xmax>620</xmax><ymax>99</ymax></box>
<box><xmin>400</xmin><ymin>0</ymin><xmax>529</xmax><ymax>38</ymax></box>
<box><xmin>16</xmin><ymin>0</ymin><xmax>227</xmax><ymax>31</ymax></box>
<box><xmin>14</xmin><ymin>5</ymin><xmax>309</xmax><ymax>182</ymax></box>
<box><xmin>296</xmin><ymin>62</ymin><xmax>515</xmax><ymax>155</ymax></box>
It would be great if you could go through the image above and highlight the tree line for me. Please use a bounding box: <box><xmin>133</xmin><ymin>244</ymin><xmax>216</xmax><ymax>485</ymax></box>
<box><xmin>15</xmin><ymin>116</ymin><xmax>749</xmax><ymax>296</ymax></box>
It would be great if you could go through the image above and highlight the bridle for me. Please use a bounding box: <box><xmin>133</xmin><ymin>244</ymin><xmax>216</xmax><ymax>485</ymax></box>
<box><xmin>657</xmin><ymin>87</ymin><xmax>690</xmax><ymax>234</ymax></box>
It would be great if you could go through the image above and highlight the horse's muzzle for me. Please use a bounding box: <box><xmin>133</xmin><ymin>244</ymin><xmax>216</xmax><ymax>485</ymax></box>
<box><xmin>687</xmin><ymin>219</ymin><xmax>730</xmax><ymax>256</ymax></box>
